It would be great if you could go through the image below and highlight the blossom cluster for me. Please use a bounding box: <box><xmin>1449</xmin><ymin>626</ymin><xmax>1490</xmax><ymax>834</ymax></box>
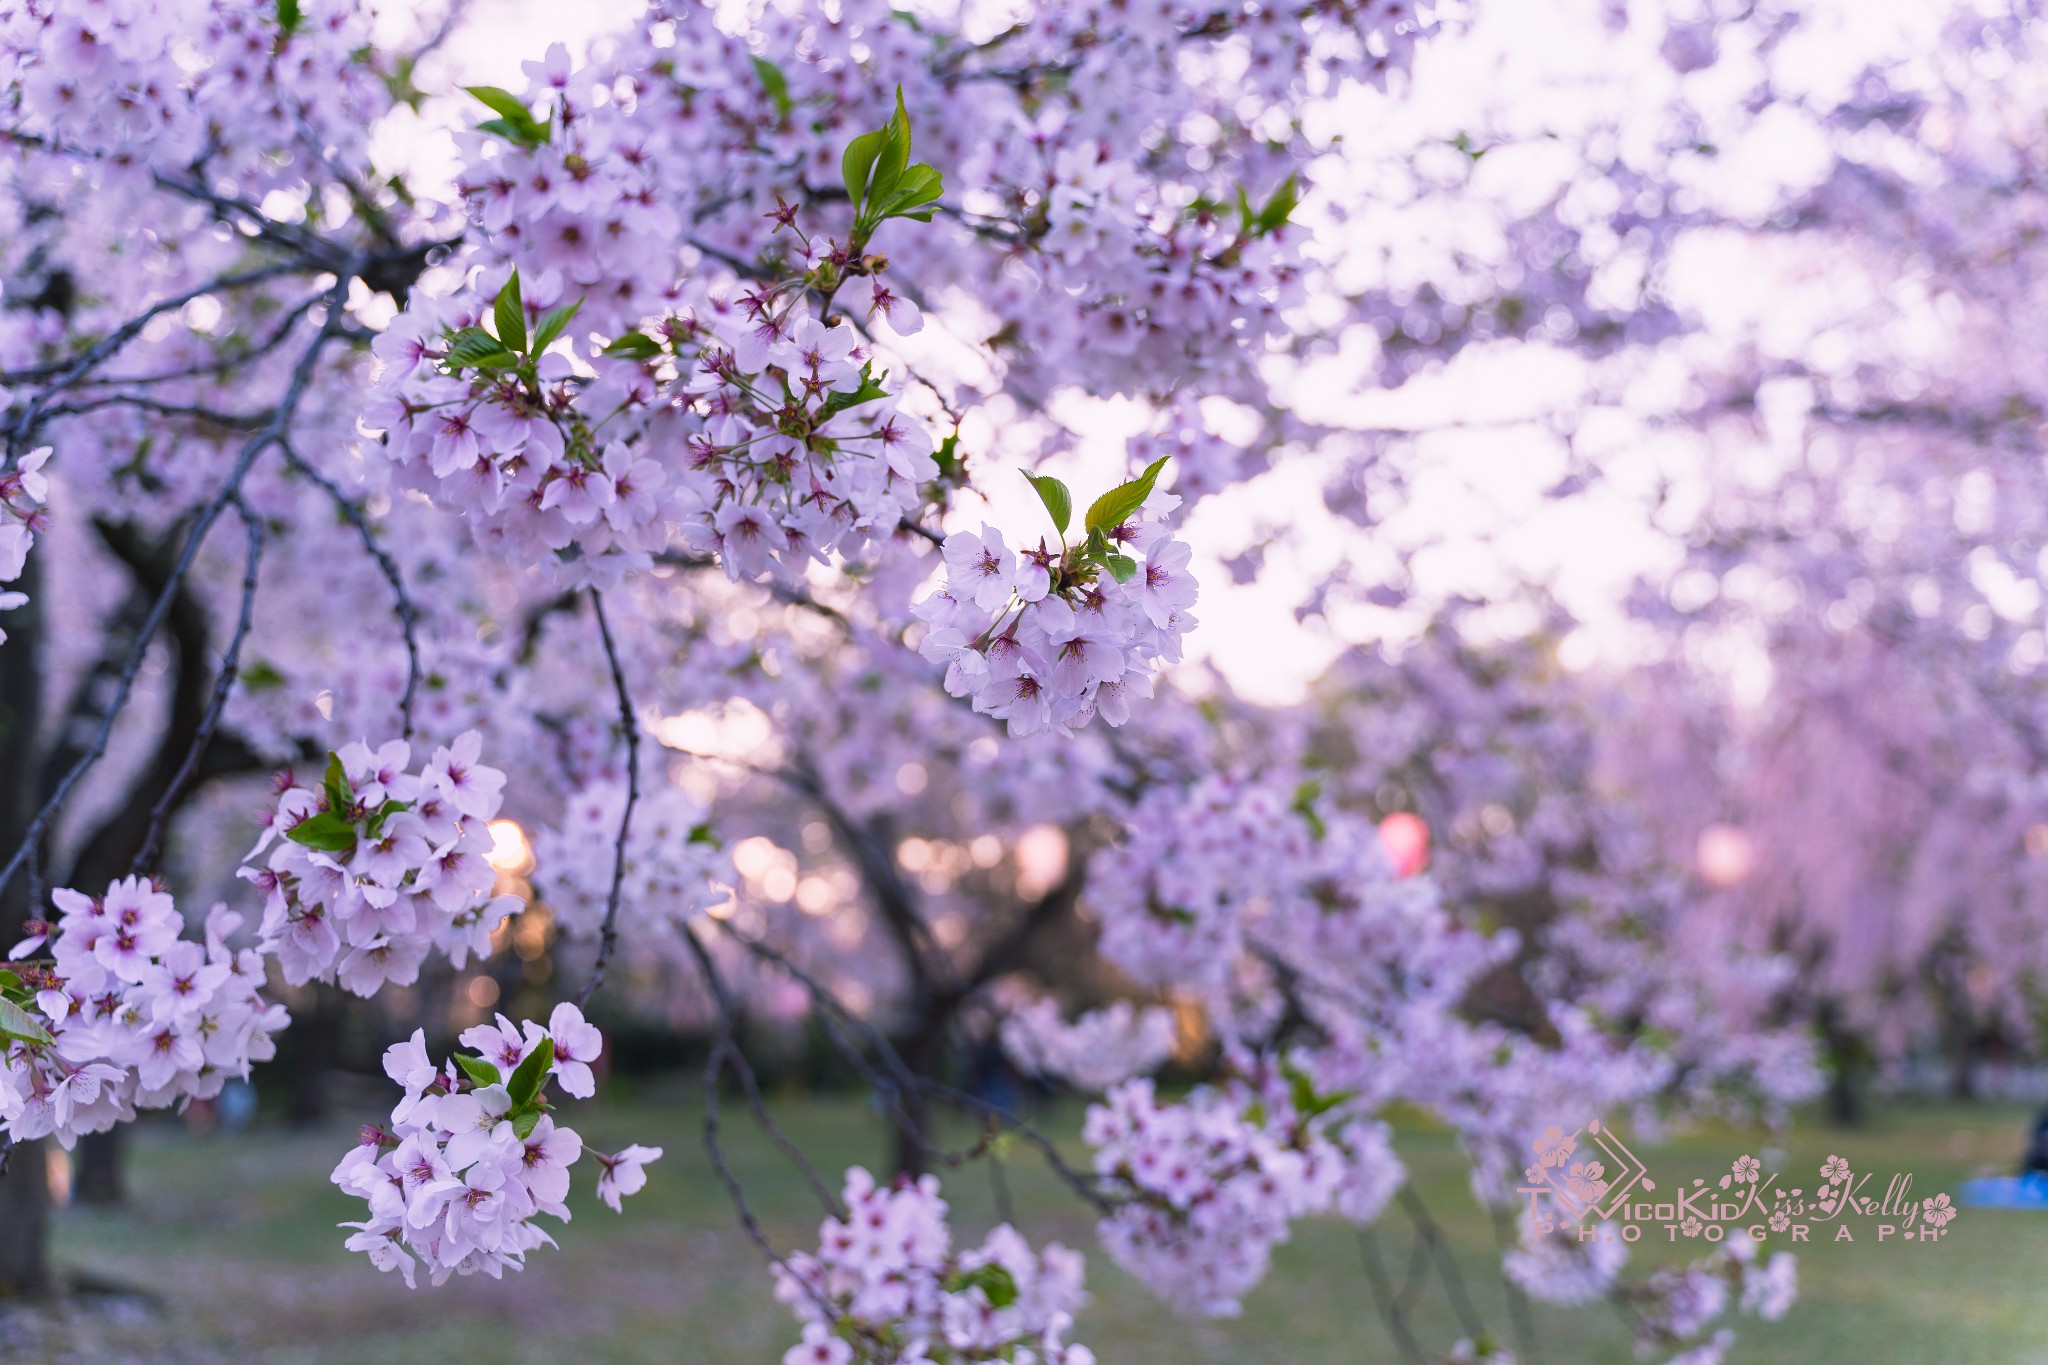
<box><xmin>368</xmin><ymin>56</ymin><xmax>946</xmax><ymax>592</ymax></box>
<box><xmin>533</xmin><ymin>779</ymin><xmax>733</xmax><ymax>957</ymax></box>
<box><xmin>1</xmin><ymin>879</ymin><xmax>286</xmax><ymax>1147</ymax></box>
<box><xmin>239</xmin><ymin>732</ymin><xmax>518</xmax><ymax>995</ymax></box>
<box><xmin>1083</xmin><ymin>1073</ymin><xmax>1402</xmax><ymax>1317</ymax></box>
<box><xmin>1504</xmin><ymin>1213</ymin><xmax>1796</xmax><ymax>1365</ymax></box>
<box><xmin>0</xmin><ymin>446</ymin><xmax>48</xmax><ymax>644</ymax></box>
<box><xmin>774</xmin><ymin>1166</ymin><xmax>1093</xmax><ymax>1365</ymax></box>
<box><xmin>914</xmin><ymin>479</ymin><xmax>1198</xmax><ymax>737</ymax></box>
<box><xmin>330</xmin><ymin>1009</ymin><xmax>661</xmax><ymax>1287</ymax></box>
<box><xmin>999</xmin><ymin>998</ymin><xmax>1178</xmax><ymax>1094</ymax></box>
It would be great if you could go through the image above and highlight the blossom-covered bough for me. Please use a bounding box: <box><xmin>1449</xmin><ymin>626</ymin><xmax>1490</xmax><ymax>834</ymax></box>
<box><xmin>4</xmin><ymin>0</ymin><xmax>2017</xmax><ymax>1359</ymax></box>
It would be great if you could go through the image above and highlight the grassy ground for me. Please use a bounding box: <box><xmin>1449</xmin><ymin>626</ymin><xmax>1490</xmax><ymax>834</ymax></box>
<box><xmin>7</xmin><ymin>1088</ymin><xmax>2048</xmax><ymax>1363</ymax></box>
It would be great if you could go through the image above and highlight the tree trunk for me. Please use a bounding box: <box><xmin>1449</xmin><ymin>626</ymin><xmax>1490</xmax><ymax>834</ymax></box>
<box><xmin>888</xmin><ymin>1022</ymin><xmax>940</xmax><ymax>1177</ymax></box>
<box><xmin>0</xmin><ymin>1140</ymin><xmax>53</xmax><ymax>1301</ymax></box>
<box><xmin>0</xmin><ymin>558</ymin><xmax>52</xmax><ymax>1298</ymax></box>
<box><xmin>73</xmin><ymin>1126</ymin><xmax>125</xmax><ymax>1206</ymax></box>
<box><xmin>285</xmin><ymin>983</ymin><xmax>344</xmax><ymax>1125</ymax></box>
<box><xmin>1818</xmin><ymin>1003</ymin><xmax>1866</xmax><ymax>1127</ymax></box>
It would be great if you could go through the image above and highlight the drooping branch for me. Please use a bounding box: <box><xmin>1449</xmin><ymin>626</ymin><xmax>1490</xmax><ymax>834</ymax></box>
<box><xmin>129</xmin><ymin>498</ymin><xmax>267</xmax><ymax>876</ymax></box>
<box><xmin>282</xmin><ymin>442</ymin><xmax>423</xmax><ymax>740</ymax></box>
<box><xmin>574</xmin><ymin>588</ymin><xmax>640</xmax><ymax>1009</ymax></box>
<box><xmin>0</xmin><ymin>274</ymin><xmax>352</xmax><ymax>896</ymax></box>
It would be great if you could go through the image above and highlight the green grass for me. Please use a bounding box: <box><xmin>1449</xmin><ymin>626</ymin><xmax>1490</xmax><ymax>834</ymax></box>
<box><xmin>27</xmin><ymin>1089</ymin><xmax>2048</xmax><ymax>1363</ymax></box>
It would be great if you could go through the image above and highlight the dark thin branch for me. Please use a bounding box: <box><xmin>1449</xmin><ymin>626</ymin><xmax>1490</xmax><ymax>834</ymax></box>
<box><xmin>574</xmin><ymin>589</ymin><xmax>640</xmax><ymax>1009</ymax></box>
<box><xmin>0</xmin><ymin>275</ymin><xmax>350</xmax><ymax>896</ymax></box>
<box><xmin>1397</xmin><ymin>1185</ymin><xmax>1490</xmax><ymax>1344</ymax></box>
<box><xmin>282</xmin><ymin>443</ymin><xmax>422</xmax><ymax>739</ymax></box>
<box><xmin>678</xmin><ymin>921</ymin><xmax>841</xmax><ymax>1215</ymax></box>
<box><xmin>1358</xmin><ymin>1227</ymin><xmax>1432</xmax><ymax>1365</ymax></box>
<box><xmin>129</xmin><ymin>499</ymin><xmax>266</xmax><ymax>876</ymax></box>
<box><xmin>1490</xmin><ymin>1205</ymin><xmax>1542</xmax><ymax>1365</ymax></box>
<box><xmin>3</xmin><ymin>262</ymin><xmax>306</xmax><ymax>456</ymax></box>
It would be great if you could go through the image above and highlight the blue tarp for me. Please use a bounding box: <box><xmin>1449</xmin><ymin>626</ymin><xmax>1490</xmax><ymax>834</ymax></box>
<box><xmin>1959</xmin><ymin>1173</ymin><xmax>2048</xmax><ymax>1208</ymax></box>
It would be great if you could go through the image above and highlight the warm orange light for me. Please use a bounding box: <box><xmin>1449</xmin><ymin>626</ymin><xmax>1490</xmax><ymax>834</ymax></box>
<box><xmin>486</xmin><ymin>820</ymin><xmax>532</xmax><ymax>873</ymax></box>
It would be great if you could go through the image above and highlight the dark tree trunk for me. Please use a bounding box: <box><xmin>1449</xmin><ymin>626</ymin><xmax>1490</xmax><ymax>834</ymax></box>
<box><xmin>887</xmin><ymin>1022</ymin><xmax>941</xmax><ymax>1177</ymax></box>
<box><xmin>1819</xmin><ymin>1002</ymin><xmax>1866</xmax><ymax>1127</ymax></box>
<box><xmin>0</xmin><ymin>558</ymin><xmax>52</xmax><ymax>1298</ymax></box>
<box><xmin>0</xmin><ymin>1139</ymin><xmax>53</xmax><ymax>1301</ymax></box>
<box><xmin>285</xmin><ymin>983</ymin><xmax>345</xmax><ymax>1125</ymax></box>
<box><xmin>72</xmin><ymin>1127</ymin><xmax>125</xmax><ymax>1206</ymax></box>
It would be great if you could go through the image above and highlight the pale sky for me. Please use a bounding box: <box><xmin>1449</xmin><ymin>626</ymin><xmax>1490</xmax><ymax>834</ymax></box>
<box><xmin>396</xmin><ymin>0</ymin><xmax>1957</xmax><ymax>706</ymax></box>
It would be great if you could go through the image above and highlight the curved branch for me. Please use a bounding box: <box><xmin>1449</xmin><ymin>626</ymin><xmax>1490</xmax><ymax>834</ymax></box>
<box><xmin>573</xmin><ymin>589</ymin><xmax>640</xmax><ymax>1008</ymax></box>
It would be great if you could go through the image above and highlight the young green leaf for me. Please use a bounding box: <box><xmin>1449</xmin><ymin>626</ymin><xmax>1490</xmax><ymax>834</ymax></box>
<box><xmin>454</xmin><ymin>1054</ymin><xmax>502</xmax><ymax>1089</ymax></box>
<box><xmin>467</xmin><ymin>85</ymin><xmax>534</xmax><ymax>124</ymax></box>
<box><xmin>507</xmin><ymin>1035</ymin><xmax>555</xmax><ymax>1109</ymax></box>
<box><xmin>602</xmin><ymin>331</ymin><xmax>664</xmax><ymax>361</ymax></box>
<box><xmin>1023</xmin><ymin>471</ymin><xmax>1072</xmax><ymax>536</ymax></box>
<box><xmin>842</xmin><ymin>126</ymin><xmax>888</xmax><ymax>214</ymax></box>
<box><xmin>447</xmin><ymin>326</ymin><xmax>514</xmax><ymax>369</ymax></box>
<box><xmin>494</xmin><ymin>270</ymin><xmax>527</xmax><ymax>353</ymax></box>
<box><xmin>0</xmin><ymin>998</ymin><xmax>52</xmax><ymax>1047</ymax></box>
<box><xmin>870</xmin><ymin>88</ymin><xmax>914</xmax><ymax>214</ymax></box>
<box><xmin>1252</xmin><ymin>175</ymin><xmax>1300</xmax><ymax>237</ymax></box>
<box><xmin>1104</xmin><ymin>552</ymin><xmax>1138</xmax><ymax>583</ymax></box>
<box><xmin>322</xmin><ymin>752</ymin><xmax>351</xmax><ymax>811</ymax></box>
<box><xmin>285</xmin><ymin>811</ymin><xmax>359</xmax><ymax>853</ymax></box>
<box><xmin>275</xmin><ymin>0</ymin><xmax>304</xmax><ymax>41</ymax></box>
<box><xmin>1290</xmin><ymin>780</ymin><xmax>1327</xmax><ymax>841</ymax></box>
<box><xmin>878</xmin><ymin>162</ymin><xmax>944</xmax><ymax>222</ymax></box>
<box><xmin>466</xmin><ymin>87</ymin><xmax>549</xmax><ymax>148</ymax></box>
<box><xmin>364</xmin><ymin>798</ymin><xmax>411</xmax><ymax>840</ymax></box>
<box><xmin>1083</xmin><ymin>455</ymin><xmax>1171</xmax><ymax>534</ymax></box>
<box><xmin>751</xmin><ymin>56</ymin><xmax>793</xmax><ymax>119</ymax></box>
<box><xmin>511</xmin><ymin>1108</ymin><xmax>542</xmax><ymax>1140</ymax></box>
<box><xmin>531</xmin><ymin>298</ymin><xmax>582</xmax><ymax>354</ymax></box>
<box><xmin>945</xmin><ymin>1263</ymin><xmax>1020</xmax><ymax>1309</ymax></box>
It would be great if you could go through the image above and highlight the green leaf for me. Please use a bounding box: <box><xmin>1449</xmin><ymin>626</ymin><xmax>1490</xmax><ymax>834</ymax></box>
<box><xmin>1083</xmin><ymin>455</ymin><xmax>1171</xmax><ymax>534</ymax></box>
<box><xmin>1252</xmin><ymin>174</ymin><xmax>1300</xmax><ymax>237</ymax></box>
<box><xmin>687</xmin><ymin>822</ymin><xmax>720</xmax><ymax>846</ymax></box>
<box><xmin>493</xmin><ymin>269</ymin><xmax>527</xmax><ymax>353</ymax></box>
<box><xmin>240</xmin><ymin>659</ymin><xmax>285</xmax><ymax>691</ymax></box>
<box><xmin>447</xmin><ymin>326</ymin><xmax>513</xmax><ymax>369</ymax></box>
<box><xmin>877</xmin><ymin>163</ymin><xmax>944</xmax><ymax>222</ymax></box>
<box><xmin>455</xmin><ymin>1053</ymin><xmax>501</xmax><ymax>1088</ymax></box>
<box><xmin>0</xmin><ymin>998</ymin><xmax>52</xmax><ymax>1047</ymax></box>
<box><xmin>945</xmin><ymin>1263</ymin><xmax>1019</xmax><ymax>1309</ymax></box>
<box><xmin>275</xmin><ymin>0</ymin><xmax>303</xmax><ymax>41</ymax></box>
<box><xmin>870</xmin><ymin>88</ymin><xmax>914</xmax><ymax>215</ymax></box>
<box><xmin>842</xmin><ymin>126</ymin><xmax>887</xmax><ymax>214</ymax></box>
<box><xmin>364</xmin><ymin>798</ymin><xmax>411</xmax><ymax>839</ymax></box>
<box><xmin>467</xmin><ymin>85</ymin><xmax>534</xmax><ymax>124</ymax></box>
<box><xmin>321</xmin><ymin>752</ymin><xmax>351</xmax><ymax>812</ymax></box>
<box><xmin>1104</xmin><ymin>552</ymin><xmax>1138</xmax><ymax>583</ymax></box>
<box><xmin>285</xmin><ymin>810</ymin><xmax>359</xmax><ymax>854</ymax></box>
<box><xmin>531</xmin><ymin>298</ymin><xmax>582</xmax><ymax>354</ymax></box>
<box><xmin>507</xmin><ymin>1035</ymin><xmax>555</xmax><ymax>1109</ymax></box>
<box><xmin>1281</xmin><ymin>1059</ymin><xmax>1355</xmax><ymax>1121</ymax></box>
<box><xmin>818</xmin><ymin>363</ymin><xmax>889</xmax><ymax>418</ymax></box>
<box><xmin>1291</xmin><ymin>780</ymin><xmax>1326</xmax><ymax>840</ymax></box>
<box><xmin>602</xmin><ymin>331</ymin><xmax>663</xmax><ymax>361</ymax></box>
<box><xmin>751</xmin><ymin>56</ymin><xmax>793</xmax><ymax>119</ymax></box>
<box><xmin>511</xmin><ymin>1108</ymin><xmax>542</xmax><ymax>1140</ymax></box>
<box><xmin>466</xmin><ymin>87</ymin><xmax>549</xmax><ymax>148</ymax></box>
<box><xmin>1022</xmin><ymin>471</ymin><xmax>1072</xmax><ymax>537</ymax></box>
